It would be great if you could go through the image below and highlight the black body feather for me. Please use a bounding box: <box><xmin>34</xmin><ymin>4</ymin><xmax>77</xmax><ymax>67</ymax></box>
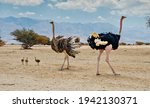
<box><xmin>87</xmin><ymin>32</ymin><xmax>120</xmax><ymax>50</ymax></box>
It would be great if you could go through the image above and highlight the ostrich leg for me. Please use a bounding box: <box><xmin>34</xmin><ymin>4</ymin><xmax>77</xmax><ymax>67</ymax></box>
<box><xmin>105</xmin><ymin>45</ymin><xmax>119</xmax><ymax>75</ymax></box>
<box><xmin>66</xmin><ymin>55</ymin><xmax>70</xmax><ymax>69</ymax></box>
<box><xmin>97</xmin><ymin>50</ymin><xmax>104</xmax><ymax>75</ymax></box>
<box><xmin>61</xmin><ymin>52</ymin><xmax>67</xmax><ymax>70</ymax></box>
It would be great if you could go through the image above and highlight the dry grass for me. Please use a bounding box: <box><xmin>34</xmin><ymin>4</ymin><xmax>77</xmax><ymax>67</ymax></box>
<box><xmin>0</xmin><ymin>45</ymin><xmax>150</xmax><ymax>91</ymax></box>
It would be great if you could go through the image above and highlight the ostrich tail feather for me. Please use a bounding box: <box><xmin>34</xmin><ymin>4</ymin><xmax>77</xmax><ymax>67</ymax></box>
<box><xmin>65</xmin><ymin>36</ymin><xmax>81</xmax><ymax>58</ymax></box>
<box><xmin>68</xmin><ymin>36</ymin><xmax>81</xmax><ymax>49</ymax></box>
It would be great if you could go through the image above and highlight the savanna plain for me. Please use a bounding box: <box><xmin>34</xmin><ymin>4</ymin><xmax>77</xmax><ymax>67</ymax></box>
<box><xmin>0</xmin><ymin>45</ymin><xmax>150</xmax><ymax>90</ymax></box>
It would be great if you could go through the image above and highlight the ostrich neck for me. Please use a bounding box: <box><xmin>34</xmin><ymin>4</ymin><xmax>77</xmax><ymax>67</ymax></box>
<box><xmin>119</xmin><ymin>17</ymin><xmax>124</xmax><ymax>35</ymax></box>
<box><xmin>51</xmin><ymin>23</ymin><xmax>57</xmax><ymax>50</ymax></box>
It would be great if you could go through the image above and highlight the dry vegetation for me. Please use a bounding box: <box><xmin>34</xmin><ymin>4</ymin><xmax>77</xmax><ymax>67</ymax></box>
<box><xmin>0</xmin><ymin>40</ymin><xmax>5</xmax><ymax>47</ymax></box>
<box><xmin>0</xmin><ymin>45</ymin><xmax>150</xmax><ymax>90</ymax></box>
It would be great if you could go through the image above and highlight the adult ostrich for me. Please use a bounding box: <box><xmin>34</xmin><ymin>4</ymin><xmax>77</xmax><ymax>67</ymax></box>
<box><xmin>87</xmin><ymin>16</ymin><xmax>126</xmax><ymax>75</ymax></box>
<box><xmin>50</xmin><ymin>21</ymin><xmax>80</xmax><ymax>70</ymax></box>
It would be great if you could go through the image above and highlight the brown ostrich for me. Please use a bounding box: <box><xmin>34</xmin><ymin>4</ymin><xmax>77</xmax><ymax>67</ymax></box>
<box><xmin>50</xmin><ymin>21</ymin><xmax>80</xmax><ymax>70</ymax></box>
<box><xmin>87</xmin><ymin>16</ymin><xmax>126</xmax><ymax>75</ymax></box>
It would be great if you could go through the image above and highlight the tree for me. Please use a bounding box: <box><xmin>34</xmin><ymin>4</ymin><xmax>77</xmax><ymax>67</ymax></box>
<box><xmin>11</xmin><ymin>28</ymin><xmax>37</xmax><ymax>49</ymax></box>
<box><xmin>35</xmin><ymin>35</ymin><xmax>50</xmax><ymax>45</ymax></box>
<box><xmin>11</xmin><ymin>28</ymin><xmax>50</xmax><ymax>49</ymax></box>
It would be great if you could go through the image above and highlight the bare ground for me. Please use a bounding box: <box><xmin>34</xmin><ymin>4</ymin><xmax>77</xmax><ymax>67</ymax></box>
<box><xmin>0</xmin><ymin>45</ymin><xmax>150</xmax><ymax>91</ymax></box>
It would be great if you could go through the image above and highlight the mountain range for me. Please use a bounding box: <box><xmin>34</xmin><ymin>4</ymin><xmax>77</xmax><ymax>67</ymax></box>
<box><xmin>0</xmin><ymin>16</ymin><xmax>150</xmax><ymax>44</ymax></box>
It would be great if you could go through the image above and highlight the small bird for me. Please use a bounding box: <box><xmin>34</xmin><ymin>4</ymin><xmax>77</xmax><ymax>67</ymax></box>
<box><xmin>25</xmin><ymin>57</ymin><xmax>28</xmax><ymax>65</ymax></box>
<box><xmin>21</xmin><ymin>57</ymin><xmax>24</xmax><ymax>65</ymax></box>
<box><xmin>35</xmin><ymin>57</ymin><xmax>40</xmax><ymax>65</ymax></box>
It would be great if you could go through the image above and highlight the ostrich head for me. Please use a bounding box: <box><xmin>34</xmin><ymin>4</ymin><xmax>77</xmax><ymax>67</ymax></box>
<box><xmin>121</xmin><ymin>16</ymin><xmax>126</xmax><ymax>19</ymax></box>
<box><xmin>90</xmin><ymin>32</ymin><xmax>99</xmax><ymax>38</ymax></box>
<box><xmin>50</xmin><ymin>21</ymin><xmax>54</xmax><ymax>24</ymax></box>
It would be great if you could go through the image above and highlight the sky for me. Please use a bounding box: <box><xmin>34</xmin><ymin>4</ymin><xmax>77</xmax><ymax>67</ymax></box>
<box><xmin>0</xmin><ymin>0</ymin><xmax>150</xmax><ymax>27</ymax></box>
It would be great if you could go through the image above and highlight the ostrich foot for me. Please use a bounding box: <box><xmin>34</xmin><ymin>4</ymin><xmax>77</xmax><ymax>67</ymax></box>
<box><xmin>66</xmin><ymin>66</ymin><xmax>71</xmax><ymax>70</ymax></box>
<box><xmin>114</xmin><ymin>73</ymin><xmax>120</xmax><ymax>76</ymax></box>
<box><xmin>60</xmin><ymin>68</ymin><xmax>64</xmax><ymax>71</ymax></box>
<box><xmin>96</xmin><ymin>73</ymin><xmax>101</xmax><ymax>76</ymax></box>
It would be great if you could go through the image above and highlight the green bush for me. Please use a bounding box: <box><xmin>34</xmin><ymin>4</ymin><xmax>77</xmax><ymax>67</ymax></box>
<box><xmin>135</xmin><ymin>41</ymin><xmax>144</xmax><ymax>45</ymax></box>
<box><xmin>119</xmin><ymin>42</ymin><xmax>127</xmax><ymax>45</ymax></box>
<box><xmin>145</xmin><ymin>43</ymin><xmax>150</xmax><ymax>45</ymax></box>
<box><xmin>11</xmin><ymin>28</ymin><xmax>50</xmax><ymax>49</ymax></box>
<box><xmin>35</xmin><ymin>35</ymin><xmax>50</xmax><ymax>45</ymax></box>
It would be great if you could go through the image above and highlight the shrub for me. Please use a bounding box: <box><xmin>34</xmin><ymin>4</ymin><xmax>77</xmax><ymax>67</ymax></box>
<box><xmin>11</xmin><ymin>28</ymin><xmax>50</xmax><ymax>49</ymax></box>
<box><xmin>35</xmin><ymin>35</ymin><xmax>50</xmax><ymax>45</ymax></box>
<box><xmin>135</xmin><ymin>41</ymin><xmax>144</xmax><ymax>45</ymax></box>
<box><xmin>11</xmin><ymin>28</ymin><xmax>37</xmax><ymax>49</ymax></box>
<box><xmin>0</xmin><ymin>38</ymin><xmax>5</xmax><ymax>46</ymax></box>
<box><xmin>119</xmin><ymin>42</ymin><xmax>127</xmax><ymax>45</ymax></box>
<box><xmin>145</xmin><ymin>42</ymin><xmax>150</xmax><ymax>45</ymax></box>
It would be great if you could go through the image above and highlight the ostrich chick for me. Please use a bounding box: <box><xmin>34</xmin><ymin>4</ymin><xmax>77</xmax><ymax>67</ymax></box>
<box><xmin>25</xmin><ymin>57</ymin><xmax>28</xmax><ymax>65</ymax></box>
<box><xmin>35</xmin><ymin>57</ymin><xmax>40</xmax><ymax>65</ymax></box>
<box><xmin>21</xmin><ymin>57</ymin><xmax>24</xmax><ymax>65</ymax></box>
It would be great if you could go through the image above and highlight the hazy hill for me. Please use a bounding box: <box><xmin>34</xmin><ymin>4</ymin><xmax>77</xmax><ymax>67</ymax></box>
<box><xmin>0</xmin><ymin>17</ymin><xmax>149</xmax><ymax>43</ymax></box>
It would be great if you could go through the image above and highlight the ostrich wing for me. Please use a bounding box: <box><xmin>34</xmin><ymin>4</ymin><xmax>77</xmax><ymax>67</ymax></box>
<box><xmin>51</xmin><ymin>36</ymin><xmax>65</xmax><ymax>53</ymax></box>
<box><xmin>68</xmin><ymin>36</ymin><xmax>80</xmax><ymax>49</ymax></box>
<box><xmin>53</xmin><ymin>36</ymin><xmax>80</xmax><ymax>57</ymax></box>
<box><xmin>56</xmin><ymin>36</ymin><xmax>64</xmax><ymax>39</ymax></box>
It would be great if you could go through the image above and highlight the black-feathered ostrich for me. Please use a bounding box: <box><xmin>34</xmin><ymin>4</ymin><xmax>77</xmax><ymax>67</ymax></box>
<box><xmin>50</xmin><ymin>21</ymin><xmax>80</xmax><ymax>70</ymax></box>
<box><xmin>87</xmin><ymin>16</ymin><xmax>126</xmax><ymax>75</ymax></box>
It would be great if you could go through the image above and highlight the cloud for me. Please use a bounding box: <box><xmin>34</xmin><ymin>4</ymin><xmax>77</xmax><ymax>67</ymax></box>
<box><xmin>108</xmin><ymin>0</ymin><xmax>150</xmax><ymax>16</ymax></box>
<box><xmin>65</xmin><ymin>16</ymin><xmax>70</xmax><ymax>20</ymax></box>
<box><xmin>97</xmin><ymin>16</ymin><xmax>105</xmax><ymax>21</ymax></box>
<box><xmin>54</xmin><ymin>0</ymin><xmax>104</xmax><ymax>12</ymax></box>
<box><xmin>0</xmin><ymin>0</ymin><xmax>44</xmax><ymax>6</ymax></box>
<box><xmin>48</xmin><ymin>0</ymin><xmax>150</xmax><ymax>16</ymax></box>
<box><xmin>18</xmin><ymin>11</ymin><xmax>36</xmax><ymax>17</ymax></box>
<box><xmin>48</xmin><ymin>3</ymin><xmax>54</xmax><ymax>8</ymax></box>
<box><xmin>56</xmin><ymin>16</ymin><xmax>71</xmax><ymax>20</ymax></box>
<box><xmin>13</xmin><ymin>6</ymin><xmax>19</xmax><ymax>9</ymax></box>
<box><xmin>56</xmin><ymin>16</ymin><xmax>62</xmax><ymax>19</ymax></box>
